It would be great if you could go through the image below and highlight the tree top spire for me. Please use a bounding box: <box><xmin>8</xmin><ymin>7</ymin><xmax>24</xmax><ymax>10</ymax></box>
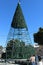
<box><xmin>18</xmin><ymin>0</ymin><xmax>21</xmax><ymax>4</ymax></box>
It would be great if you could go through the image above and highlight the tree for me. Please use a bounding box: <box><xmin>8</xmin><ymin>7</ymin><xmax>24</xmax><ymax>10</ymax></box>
<box><xmin>34</xmin><ymin>28</ymin><xmax>43</xmax><ymax>45</ymax></box>
<box><xmin>6</xmin><ymin>39</ymin><xmax>35</xmax><ymax>59</ymax></box>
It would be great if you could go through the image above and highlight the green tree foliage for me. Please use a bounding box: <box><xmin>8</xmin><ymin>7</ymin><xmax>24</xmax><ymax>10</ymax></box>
<box><xmin>34</xmin><ymin>28</ymin><xmax>43</xmax><ymax>45</ymax></box>
<box><xmin>6</xmin><ymin>39</ymin><xmax>35</xmax><ymax>59</ymax></box>
<box><xmin>11</xmin><ymin>3</ymin><xmax>27</xmax><ymax>29</ymax></box>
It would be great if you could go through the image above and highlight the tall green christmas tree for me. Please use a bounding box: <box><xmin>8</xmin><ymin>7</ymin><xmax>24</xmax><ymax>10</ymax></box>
<box><xmin>6</xmin><ymin>2</ymin><xmax>35</xmax><ymax>59</ymax></box>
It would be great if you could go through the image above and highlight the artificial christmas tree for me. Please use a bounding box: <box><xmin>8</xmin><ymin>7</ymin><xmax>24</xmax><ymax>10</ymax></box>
<box><xmin>6</xmin><ymin>2</ymin><xmax>35</xmax><ymax>59</ymax></box>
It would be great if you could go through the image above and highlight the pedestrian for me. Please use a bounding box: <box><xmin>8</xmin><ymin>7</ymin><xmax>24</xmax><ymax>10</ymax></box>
<box><xmin>29</xmin><ymin>55</ymin><xmax>36</xmax><ymax>65</ymax></box>
<box><xmin>37</xmin><ymin>55</ymin><xmax>42</xmax><ymax>65</ymax></box>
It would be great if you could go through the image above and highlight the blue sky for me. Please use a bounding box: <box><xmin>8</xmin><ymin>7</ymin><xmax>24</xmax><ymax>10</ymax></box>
<box><xmin>0</xmin><ymin>0</ymin><xmax>43</xmax><ymax>47</ymax></box>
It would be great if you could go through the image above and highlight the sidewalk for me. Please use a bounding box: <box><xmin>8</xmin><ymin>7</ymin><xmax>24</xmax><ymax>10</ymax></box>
<box><xmin>0</xmin><ymin>63</ymin><xmax>19</xmax><ymax>65</ymax></box>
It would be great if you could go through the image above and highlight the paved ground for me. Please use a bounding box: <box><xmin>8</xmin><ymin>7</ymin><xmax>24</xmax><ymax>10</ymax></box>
<box><xmin>0</xmin><ymin>59</ymin><xmax>43</xmax><ymax>65</ymax></box>
<box><xmin>0</xmin><ymin>63</ymin><xmax>19</xmax><ymax>65</ymax></box>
